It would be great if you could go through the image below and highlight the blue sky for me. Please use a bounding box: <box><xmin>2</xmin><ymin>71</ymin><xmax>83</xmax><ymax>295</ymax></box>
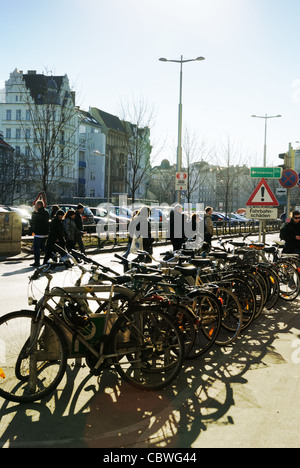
<box><xmin>1</xmin><ymin>0</ymin><xmax>300</xmax><ymax>167</ymax></box>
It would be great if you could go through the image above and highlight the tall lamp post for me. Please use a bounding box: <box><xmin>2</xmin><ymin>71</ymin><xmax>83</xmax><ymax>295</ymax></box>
<box><xmin>251</xmin><ymin>114</ymin><xmax>282</xmax><ymax>166</ymax></box>
<box><xmin>159</xmin><ymin>55</ymin><xmax>205</xmax><ymax>203</ymax></box>
<box><xmin>251</xmin><ymin>113</ymin><xmax>282</xmax><ymax>242</ymax></box>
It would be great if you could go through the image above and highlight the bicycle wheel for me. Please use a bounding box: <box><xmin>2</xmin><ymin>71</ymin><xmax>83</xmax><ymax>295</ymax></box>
<box><xmin>222</xmin><ymin>276</ymin><xmax>256</xmax><ymax>330</ymax></box>
<box><xmin>210</xmin><ymin>285</ymin><xmax>243</xmax><ymax>346</ymax></box>
<box><xmin>185</xmin><ymin>289</ymin><xmax>222</xmax><ymax>359</ymax></box>
<box><xmin>257</xmin><ymin>264</ymin><xmax>280</xmax><ymax>310</ymax></box>
<box><xmin>166</xmin><ymin>302</ymin><xmax>196</xmax><ymax>357</ymax></box>
<box><xmin>275</xmin><ymin>260</ymin><xmax>300</xmax><ymax>301</ymax></box>
<box><xmin>110</xmin><ymin>306</ymin><xmax>184</xmax><ymax>390</ymax></box>
<box><xmin>0</xmin><ymin>310</ymin><xmax>68</xmax><ymax>403</ymax></box>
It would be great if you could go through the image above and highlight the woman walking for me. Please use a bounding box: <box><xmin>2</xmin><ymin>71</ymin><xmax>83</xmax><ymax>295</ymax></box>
<box><xmin>63</xmin><ymin>209</ymin><xmax>83</xmax><ymax>252</ymax></box>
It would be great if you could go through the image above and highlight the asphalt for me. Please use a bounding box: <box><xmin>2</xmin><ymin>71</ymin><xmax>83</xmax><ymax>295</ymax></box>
<box><xmin>1</xmin><ymin>233</ymin><xmax>300</xmax><ymax>449</ymax></box>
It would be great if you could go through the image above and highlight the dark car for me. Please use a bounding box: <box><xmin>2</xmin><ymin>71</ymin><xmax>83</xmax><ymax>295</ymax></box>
<box><xmin>48</xmin><ymin>204</ymin><xmax>96</xmax><ymax>232</ymax></box>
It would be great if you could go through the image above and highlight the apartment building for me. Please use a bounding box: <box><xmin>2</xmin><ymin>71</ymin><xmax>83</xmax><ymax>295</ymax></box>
<box><xmin>0</xmin><ymin>69</ymin><xmax>78</xmax><ymax>204</ymax></box>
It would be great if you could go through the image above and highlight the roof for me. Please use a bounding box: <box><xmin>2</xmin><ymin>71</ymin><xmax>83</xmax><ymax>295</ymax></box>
<box><xmin>77</xmin><ymin>109</ymin><xmax>102</xmax><ymax>128</ymax></box>
<box><xmin>0</xmin><ymin>137</ymin><xmax>14</xmax><ymax>151</ymax></box>
<box><xmin>92</xmin><ymin>108</ymin><xmax>125</xmax><ymax>132</ymax></box>
<box><xmin>22</xmin><ymin>73</ymin><xmax>67</xmax><ymax>104</ymax></box>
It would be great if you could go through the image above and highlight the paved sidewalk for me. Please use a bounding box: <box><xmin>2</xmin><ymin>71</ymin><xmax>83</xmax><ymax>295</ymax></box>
<box><xmin>2</xmin><ymin>231</ymin><xmax>298</xmax><ymax>448</ymax></box>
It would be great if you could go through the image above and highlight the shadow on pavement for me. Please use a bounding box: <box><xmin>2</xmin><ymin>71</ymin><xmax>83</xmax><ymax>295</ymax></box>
<box><xmin>0</xmin><ymin>296</ymin><xmax>299</xmax><ymax>448</ymax></box>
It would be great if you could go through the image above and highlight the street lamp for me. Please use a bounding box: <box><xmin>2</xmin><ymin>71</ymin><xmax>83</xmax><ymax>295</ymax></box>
<box><xmin>92</xmin><ymin>150</ymin><xmax>111</xmax><ymax>204</ymax></box>
<box><xmin>159</xmin><ymin>55</ymin><xmax>205</xmax><ymax>203</ymax></box>
<box><xmin>251</xmin><ymin>114</ymin><xmax>281</xmax><ymax>243</ymax></box>
<box><xmin>251</xmin><ymin>114</ymin><xmax>282</xmax><ymax>166</ymax></box>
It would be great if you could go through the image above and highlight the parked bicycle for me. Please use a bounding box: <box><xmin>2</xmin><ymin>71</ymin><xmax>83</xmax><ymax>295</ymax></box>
<box><xmin>0</xmin><ymin>250</ymin><xmax>185</xmax><ymax>403</ymax></box>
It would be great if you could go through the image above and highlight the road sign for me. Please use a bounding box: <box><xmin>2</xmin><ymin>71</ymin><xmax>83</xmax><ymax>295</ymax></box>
<box><xmin>250</xmin><ymin>167</ymin><xmax>282</xmax><ymax>179</ymax></box>
<box><xmin>246</xmin><ymin>207</ymin><xmax>278</xmax><ymax>220</ymax></box>
<box><xmin>246</xmin><ymin>178</ymin><xmax>279</xmax><ymax>206</ymax></box>
<box><xmin>175</xmin><ymin>172</ymin><xmax>188</xmax><ymax>191</ymax></box>
<box><xmin>279</xmin><ymin>169</ymin><xmax>298</xmax><ymax>188</ymax></box>
<box><xmin>276</xmin><ymin>188</ymin><xmax>287</xmax><ymax>196</ymax></box>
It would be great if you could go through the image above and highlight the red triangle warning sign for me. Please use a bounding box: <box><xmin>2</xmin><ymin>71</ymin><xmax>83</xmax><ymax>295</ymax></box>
<box><xmin>246</xmin><ymin>178</ymin><xmax>279</xmax><ymax>206</ymax></box>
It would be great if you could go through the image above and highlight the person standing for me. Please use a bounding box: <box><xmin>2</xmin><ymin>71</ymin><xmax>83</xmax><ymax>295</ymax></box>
<box><xmin>280</xmin><ymin>210</ymin><xmax>300</xmax><ymax>254</ymax></box>
<box><xmin>169</xmin><ymin>204</ymin><xmax>185</xmax><ymax>251</ymax></box>
<box><xmin>74</xmin><ymin>203</ymin><xmax>86</xmax><ymax>254</ymax></box>
<box><xmin>63</xmin><ymin>209</ymin><xmax>82</xmax><ymax>252</ymax></box>
<box><xmin>43</xmin><ymin>210</ymin><xmax>66</xmax><ymax>264</ymax></box>
<box><xmin>30</xmin><ymin>200</ymin><xmax>50</xmax><ymax>267</ymax></box>
<box><xmin>204</xmin><ymin>206</ymin><xmax>213</xmax><ymax>248</ymax></box>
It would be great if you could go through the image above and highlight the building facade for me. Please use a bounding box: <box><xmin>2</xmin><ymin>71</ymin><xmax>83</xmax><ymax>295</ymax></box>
<box><xmin>0</xmin><ymin>69</ymin><xmax>78</xmax><ymax>204</ymax></box>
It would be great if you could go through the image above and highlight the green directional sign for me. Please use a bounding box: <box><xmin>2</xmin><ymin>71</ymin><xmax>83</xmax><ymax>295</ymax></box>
<box><xmin>250</xmin><ymin>167</ymin><xmax>282</xmax><ymax>179</ymax></box>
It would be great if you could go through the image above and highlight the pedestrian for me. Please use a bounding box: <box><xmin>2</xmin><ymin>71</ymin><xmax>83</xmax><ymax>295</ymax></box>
<box><xmin>43</xmin><ymin>210</ymin><xmax>66</xmax><ymax>264</ymax></box>
<box><xmin>124</xmin><ymin>208</ymin><xmax>139</xmax><ymax>258</ymax></box>
<box><xmin>30</xmin><ymin>200</ymin><xmax>50</xmax><ymax>267</ymax></box>
<box><xmin>204</xmin><ymin>206</ymin><xmax>214</xmax><ymax>248</ymax></box>
<box><xmin>131</xmin><ymin>206</ymin><xmax>154</xmax><ymax>263</ymax></box>
<box><xmin>50</xmin><ymin>204</ymin><xmax>60</xmax><ymax>219</ymax></box>
<box><xmin>280</xmin><ymin>210</ymin><xmax>300</xmax><ymax>254</ymax></box>
<box><xmin>63</xmin><ymin>209</ymin><xmax>83</xmax><ymax>252</ymax></box>
<box><xmin>74</xmin><ymin>203</ymin><xmax>86</xmax><ymax>254</ymax></box>
<box><xmin>169</xmin><ymin>204</ymin><xmax>185</xmax><ymax>251</ymax></box>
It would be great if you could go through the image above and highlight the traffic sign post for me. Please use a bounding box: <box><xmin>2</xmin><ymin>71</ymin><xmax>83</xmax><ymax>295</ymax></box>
<box><xmin>250</xmin><ymin>167</ymin><xmax>282</xmax><ymax>179</ymax></box>
<box><xmin>279</xmin><ymin>169</ymin><xmax>298</xmax><ymax>189</ymax></box>
<box><xmin>246</xmin><ymin>178</ymin><xmax>279</xmax><ymax>207</ymax></box>
<box><xmin>246</xmin><ymin>178</ymin><xmax>279</xmax><ymax>242</ymax></box>
<box><xmin>175</xmin><ymin>172</ymin><xmax>188</xmax><ymax>191</ymax></box>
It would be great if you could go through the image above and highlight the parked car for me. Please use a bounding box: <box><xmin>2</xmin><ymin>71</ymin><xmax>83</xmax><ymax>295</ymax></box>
<box><xmin>229</xmin><ymin>213</ymin><xmax>252</xmax><ymax>226</ymax></box>
<box><xmin>48</xmin><ymin>204</ymin><xmax>96</xmax><ymax>232</ymax></box>
<box><xmin>211</xmin><ymin>212</ymin><xmax>228</xmax><ymax>225</ymax></box>
<box><xmin>90</xmin><ymin>206</ymin><xmax>129</xmax><ymax>232</ymax></box>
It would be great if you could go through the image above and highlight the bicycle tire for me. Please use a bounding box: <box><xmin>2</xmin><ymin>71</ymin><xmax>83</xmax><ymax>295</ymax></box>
<box><xmin>209</xmin><ymin>285</ymin><xmax>243</xmax><ymax>346</ymax></box>
<box><xmin>222</xmin><ymin>275</ymin><xmax>257</xmax><ymax>329</ymax></box>
<box><xmin>185</xmin><ymin>289</ymin><xmax>222</xmax><ymax>359</ymax></box>
<box><xmin>274</xmin><ymin>260</ymin><xmax>300</xmax><ymax>301</ymax></box>
<box><xmin>257</xmin><ymin>264</ymin><xmax>280</xmax><ymax>310</ymax></box>
<box><xmin>0</xmin><ymin>310</ymin><xmax>68</xmax><ymax>403</ymax></box>
<box><xmin>166</xmin><ymin>302</ymin><xmax>197</xmax><ymax>357</ymax></box>
<box><xmin>110</xmin><ymin>306</ymin><xmax>184</xmax><ymax>390</ymax></box>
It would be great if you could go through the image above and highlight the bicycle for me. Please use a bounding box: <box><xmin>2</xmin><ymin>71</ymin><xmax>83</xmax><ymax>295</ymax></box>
<box><xmin>0</xmin><ymin>255</ymin><xmax>185</xmax><ymax>403</ymax></box>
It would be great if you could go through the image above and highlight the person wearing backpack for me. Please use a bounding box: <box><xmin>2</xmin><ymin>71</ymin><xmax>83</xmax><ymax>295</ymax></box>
<box><xmin>280</xmin><ymin>210</ymin><xmax>300</xmax><ymax>254</ymax></box>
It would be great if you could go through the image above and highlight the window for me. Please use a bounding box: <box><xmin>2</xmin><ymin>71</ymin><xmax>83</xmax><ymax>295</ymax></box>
<box><xmin>26</xmin><ymin>110</ymin><xmax>31</xmax><ymax>121</ymax></box>
<box><xmin>16</xmin><ymin>109</ymin><xmax>21</xmax><ymax>120</ymax></box>
<box><xmin>6</xmin><ymin>128</ymin><xmax>11</xmax><ymax>139</ymax></box>
<box><xmin>90</xmin><ymin>189</ymin><xmax>95</xmax><ymax>197</ymax></box>
<box><xmin>25</xmin><ymin>128</ymin><xmax>31</xmax><ymax>140</ymax></box>
<box><xmin>16</xmin><ymin>128</ymin><xmax>21</xmax><ymax>139</ymax></box>
<box><xmin>90</xmin><ymin>171</ymin><xmax>95</xmax><ymax>180</ymax></box>
<box><xmin>6</xmin><ymin>110</ymin><xmax>11</xmax><ymax>120</ymax></box>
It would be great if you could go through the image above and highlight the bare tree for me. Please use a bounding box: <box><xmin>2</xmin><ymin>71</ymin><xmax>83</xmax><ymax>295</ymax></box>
<box><xmin>211</xmin><ymin>138</ymin><xmax>250</xmax><ymax>214</ymax></box>
<box><xmin>118</xmin><ymin>96</ymin><xmax>163</xmax><ymax>205</ymax></box>
<box><xmin>182</xmin><ymin>128</ymin><xmax>210</xmax><ymax>203</ymax></box>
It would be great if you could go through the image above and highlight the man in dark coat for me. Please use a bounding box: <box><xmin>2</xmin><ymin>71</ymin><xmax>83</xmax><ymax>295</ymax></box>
<box><xmin>169</xmin><ymin>204</ymin><xmax>185</xmax><ymax>251</ymax></box>
<box><xmin>280</xmin><ymin>210</ymin><xmax>300</xmax><ymax>254</ymax></box>
<box><xmin>30</xmin><ymin>200</ymin><xmax>49</xmax><ymax>267</ymax></box>
<box><xmin>43</xmin><ymin>210</ymin><xmax>66</xmax><ymax>264</ymax></box>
